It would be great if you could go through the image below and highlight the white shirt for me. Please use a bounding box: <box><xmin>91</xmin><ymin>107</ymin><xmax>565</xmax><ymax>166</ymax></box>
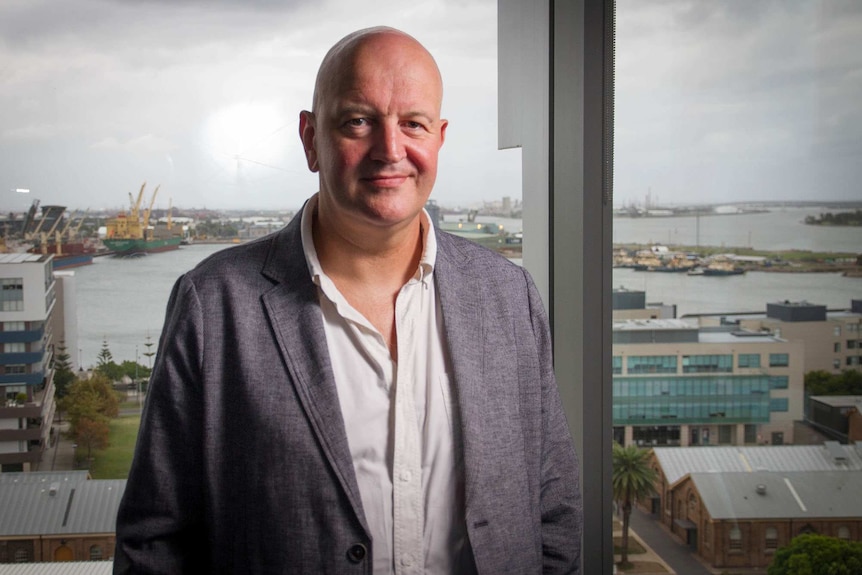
<box><xmin>300</xmin><ymin>194</ymin><xmax>474</xmax><ymax>574</ymax></box>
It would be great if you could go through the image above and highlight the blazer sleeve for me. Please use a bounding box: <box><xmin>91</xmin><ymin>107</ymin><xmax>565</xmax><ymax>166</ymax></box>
<box><xmin>524</xmin><ymin>269</ymin><xmax>584</xmax><ymax>573</ymax></box>
<box><xmin>114</xmin><ymin>274</ymin><xmax>208</xmax><ymax>574</ymax></box>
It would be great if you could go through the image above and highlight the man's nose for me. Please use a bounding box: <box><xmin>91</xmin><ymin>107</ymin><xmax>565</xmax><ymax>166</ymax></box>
<box><xmin>370</xmin><ymin>122</ymin><xmax>405</xmax><ymax>163</ymax></box>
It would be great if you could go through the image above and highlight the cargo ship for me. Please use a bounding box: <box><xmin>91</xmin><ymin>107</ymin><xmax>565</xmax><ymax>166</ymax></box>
<box><xmin>103</xmin><ymin>183</ymin><xmax>182</xmax><ymax>256</ymax></box>
<box><xmin>23</xmin><ymin>205</ymin><xmax>100</xmax><ymax>269</ymax></box>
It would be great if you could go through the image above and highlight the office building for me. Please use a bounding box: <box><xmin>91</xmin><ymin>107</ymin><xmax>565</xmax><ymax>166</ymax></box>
<box><xmin>613</xmin><ymin>318</ymin><xmax>803</xmax><ymax>447</ymax></box>
<box><xmin>697</xmin><ymin>299</ymin><xmax>862</xmax><ymax>374</ymax></box>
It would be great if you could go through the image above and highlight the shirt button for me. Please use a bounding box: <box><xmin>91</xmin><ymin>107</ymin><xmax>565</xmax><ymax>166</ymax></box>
<box><xmin>346</xmin><ymin>543</ymin><xmax>367</xmax><ymax>563</ymax></box>
<box><xmin>401</xmin><ymin>553</ymin><xmax>414</xmax><ymax>567</ymax></box>
<box><xmin>400</xmin><ymin>470</ymin><xmax>412</xmax><ymax>482</ymax></box>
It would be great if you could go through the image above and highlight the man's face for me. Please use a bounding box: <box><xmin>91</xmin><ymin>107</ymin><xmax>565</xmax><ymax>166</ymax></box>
<box><xmin>301</xmin><ymin>34</ymin><xmax>447</xmax><ymax>231</ymax></box>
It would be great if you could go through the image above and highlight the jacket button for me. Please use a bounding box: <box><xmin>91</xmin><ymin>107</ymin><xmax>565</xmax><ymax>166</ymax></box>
<box><xmin>347</xmin><ymin>543</ymin><xmax>367</xmax><ymax>563</ymax></box>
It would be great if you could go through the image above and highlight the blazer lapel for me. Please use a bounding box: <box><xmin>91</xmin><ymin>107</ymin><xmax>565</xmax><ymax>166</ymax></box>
<box><xmin>434</xmin><ymin>234</ymin><xmax>487</xmax><ymax>508</ymax></box>
<box><xmin>259</xmin><ymin>214</ymin><xmax>369</xmax><ymax>535</ymax></box>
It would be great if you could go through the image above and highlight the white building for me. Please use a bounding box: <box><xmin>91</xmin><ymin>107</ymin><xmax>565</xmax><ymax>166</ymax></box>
<box><xmin>0</xmin><ymin>254</ymin><xmax>57</xmax><ymax>472</ymax></box>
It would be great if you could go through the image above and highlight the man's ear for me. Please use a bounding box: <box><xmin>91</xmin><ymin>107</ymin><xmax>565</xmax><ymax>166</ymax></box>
<box><xmin>299</xmin><ymin>110</ymin><xmax>319</xmax><ymax>172</ymax></box>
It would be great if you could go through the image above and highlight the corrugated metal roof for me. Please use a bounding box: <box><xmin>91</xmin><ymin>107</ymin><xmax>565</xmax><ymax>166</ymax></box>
<box><xmin>0</xmin><ymin>562</ymin><xmax>113</xmax><ymax>575</ymax></box>
<box><xmin>0</xmin><ymin>479</ymin><xmax>125</xmax><ymax>536</ymax></box>
<box><xmin>654</xmin><ymin>444</ymin><xmax>862</xmax><ymax>485</ymax></box>
<box><xmin>691</xmin><ymin>470</ymin><xmax>862</xmax><ymax>520</ymax></box>
<box><xmin>0</xmin><ymin>471</ymin><xmax>91</xmax><ymax>485</ymax></box>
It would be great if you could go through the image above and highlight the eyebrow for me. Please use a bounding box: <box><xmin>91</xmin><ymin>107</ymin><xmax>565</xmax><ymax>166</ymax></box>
<box><xmin>334</xmin><ymin>104</ymin><xmax>436</xmax><ymax>123</ymax></box>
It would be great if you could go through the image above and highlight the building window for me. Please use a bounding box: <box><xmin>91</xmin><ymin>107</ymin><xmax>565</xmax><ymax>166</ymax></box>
<box><xmin>834</xmin><ymin>359</ymin><xmax>841</xmax><ymax>369</ymax></box>
<box><xmin>5</xmin><ymin>365</ymin><xmax>27</xmax><ymax>375</ymax></box>
<box><xmin>769</xmin><ymin>353</ymin><xmax>789</xmax><ymax>367</ymax></box>
<box><xmin>89</xmin><ymin>545</ymin><xmax>103</xmax><ymax>560</ymax></box>
<box><xmin>612</xmin><ymin>356</ymin><xmax>622</xmax><ymax>374</ymax></box>
<box><xmin>770</xmin><ymin>398</ymin><xmax>789</xmax><ymax>412</ymax></box>
<box><xmin>834</xmin><ymin>342</ymin><xmax>841</xmax><ymax>353</ymax></box>
<box><xmin>834</xmin><ymin>326</ymin><xmax>841</xmax><ymax>337</ymax></box>
<box><xmin>729</xmin><ymin>526</ymin><xmax>743</xmax><ymax>551</ymax></box>
<box><xmin>738</xmin><ymin>354</ymin><xmax>761</xmax><ymax>369</ymax></box>
<box><xmin>848</xmin><ymin>357</ymin><xmax>861</xmax><ymax>367</ymax></box>
<box><xmin>627</xmin><ymin>355</ymin><xmax>677</xmax><ymax>374</ymax></box>
<box><xmin>13</xmin><ymin>547</ymin><xmax>30</xmax><ymax>563</ymax></box>
<box><xmin>3</xmin><ymin>321</ymin><xmax>26</xmax><ymax>332</ymax></box>
<box><xmin>769</xmin><ymin>376</ymin><xmax>789</xmax><ymax>390</ymax></box>
<box><xmin>838</xmin><ymin>526</ymin><xmax>851</xmax><ymax>541</ymax></box>
<box><xmin>682</xmin><ymin>354</ymin><xmax>733</xmax><ymax>373</ymax></box>
<box><xmin>718</xmin><ymin>425</ymin><xmax>732</xmax><ymax>445</ymax></box>
<box><xmin>848</xmin><ymin>339</ymin><xmax>859</xmax><ymax>349</ymax></box>
<box><xmin>765</xmin><ymin>527</ymin><xmax>778</xmax><ymax>550</ymax></box>
<box><xmin>4</xmin><ymin>342</ymin><xmax>26</xmax><ymax>353</ymax></box>
<box><xmin>744</xmin><ymin>424</ymin><xmax>757</xmax><ymax>444</ymax></box>
<box><xmin>0</xmin><ymin>278</ymin><xmax>24</xmax><ymax>312</ymax></box>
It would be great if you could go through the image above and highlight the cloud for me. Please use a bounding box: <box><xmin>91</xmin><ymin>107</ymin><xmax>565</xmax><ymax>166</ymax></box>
<box><xmin>90</xmin><ymin>134</ymin><xmax>178</xmax><ymax>153</ymax></box>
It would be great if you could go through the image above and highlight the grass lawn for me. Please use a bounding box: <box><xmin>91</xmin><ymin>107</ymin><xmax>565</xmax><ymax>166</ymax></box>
<box><xmin>88</xmin><ymin>414</ymin><xmax>140</xmax><ymax>479</ymax></box>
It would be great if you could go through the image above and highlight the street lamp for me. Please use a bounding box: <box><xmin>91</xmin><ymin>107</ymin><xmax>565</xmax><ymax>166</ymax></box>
<box><xmin>135</xmin><ymin>345</ymin><xmax>141</xmax><ymax>410</ymax></box>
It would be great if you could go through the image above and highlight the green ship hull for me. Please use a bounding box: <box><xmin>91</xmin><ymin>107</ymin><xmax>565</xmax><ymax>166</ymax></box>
<box><xmin>103</xmin><ymin>236</ymin><xmax>182</xmax><ymax>255</ymax></box>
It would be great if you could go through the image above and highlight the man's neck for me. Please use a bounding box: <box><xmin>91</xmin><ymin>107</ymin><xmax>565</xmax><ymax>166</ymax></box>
<box><xmin>311</xmin><ymin>206</ymin><xmax>424</xmax><ymax>292</ymax></box>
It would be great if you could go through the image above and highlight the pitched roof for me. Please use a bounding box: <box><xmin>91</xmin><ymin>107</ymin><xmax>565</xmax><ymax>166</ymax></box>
<box><xmin>0</xmin><ymin>479</ymin><xmax>125</xmax><ymax>536</ymax></box>
<box><xmin>0</xmin><ymin>471</ymin><xmax>91</xmax><ymax>485</ymax></box>
<box><xmin>0</xmin><ymin>562</ymin><xmax>113</xmax><ymax>575</ymax></box>
<box><xmin>653</xmin><ymin>443</ymin><xmax>862</xmax><ymax>485</ymax></box>
<box><xmin>690</xmin><ymin>470</ymin><xmax>862</xmax><ymax>520</ymax></box>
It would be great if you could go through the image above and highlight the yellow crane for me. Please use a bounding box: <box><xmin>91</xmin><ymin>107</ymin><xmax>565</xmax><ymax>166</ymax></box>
<box><xmin>70</xmin><ymin>210</ymin><xmax>90</xmax><ymax>238</ymax></box>
<box><xmin>142</xmin><ymin>185</ymin><xmax>160</xmax><ymax>229</ymax></box>
<box><xmin>131</xmin><ymin>182</ymin><xmax>147</xmax><ymax>219</ymax></box>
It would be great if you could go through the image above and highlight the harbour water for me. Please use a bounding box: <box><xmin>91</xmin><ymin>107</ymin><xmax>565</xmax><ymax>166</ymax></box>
<box><xmin>71</xmin><ymin>208</ymin><xmax>860</xmax><ymax>368</ymax></box>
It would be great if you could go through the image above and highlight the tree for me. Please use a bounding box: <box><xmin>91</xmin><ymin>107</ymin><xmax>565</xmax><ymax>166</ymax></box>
<box><xmin>52</xmin><ymin>341</ymin><xmax>76</xmax><ymax>400</ymax></box>
<box><xmin>74</xmin><ymin>416</ymin><xmax>110</xmax><ymax>465</ymax></box>
<box><xmin>59</xmin><ymin>373</ymin><xmax>119</xmax><ymax>466</ymax></box>
<box><xmin>612</xmin><ymin>442</ymin><xmax>658</xmax><ymax>568</ymax></box>
<box><xmin>805</xmin><ymin>370</ymin><xmax>862</xmax><ymax>396</ymax></box>
<box><xmin>768</xmin><ymin>533</ymin><xmax>862</xmax><ymax>575</ymax></box>
<box><xmin>60</xmin><ymin>372</ymin><xmax>120</xmax><ymax>432</ymax></box>
<box><xmin>96</xmin><ymin>338</ymin><xmax>113</xmax><ymax>368</ymax></box>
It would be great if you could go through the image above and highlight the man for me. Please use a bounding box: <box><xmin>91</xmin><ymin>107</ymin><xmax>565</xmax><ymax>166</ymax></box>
<box><xmin>115</xmin><ymin>27</ymin><xmax>582</xmax><ymax>574</ymax></box>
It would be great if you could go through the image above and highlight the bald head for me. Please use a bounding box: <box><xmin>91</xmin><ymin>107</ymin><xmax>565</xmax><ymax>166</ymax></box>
<box><xmin>312</xmin><ymin>27</ymin><xmax>443</xmax><ymax>115</ymax></box>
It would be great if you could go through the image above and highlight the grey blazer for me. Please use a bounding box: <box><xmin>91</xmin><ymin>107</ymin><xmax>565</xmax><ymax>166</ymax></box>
<box><xmin>114</xmin><ymin>209</ymin><xmax>582</xmax><ymax>574</ymax></box>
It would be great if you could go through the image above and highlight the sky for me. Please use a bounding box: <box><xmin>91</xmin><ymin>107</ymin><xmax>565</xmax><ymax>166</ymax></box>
<box><xmin>1</xmin><ymin>0</ymin><xmax>860</xmax><ymax>213</ymax></box>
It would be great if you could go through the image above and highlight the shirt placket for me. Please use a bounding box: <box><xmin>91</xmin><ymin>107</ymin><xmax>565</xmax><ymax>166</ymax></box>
<box><xmin>392</xmin><ymin>280</ymin><xmax>424</xmax><ymax>575</ymax></box>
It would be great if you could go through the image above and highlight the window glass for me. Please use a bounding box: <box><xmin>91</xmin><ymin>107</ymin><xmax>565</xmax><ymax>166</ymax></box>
<box><xmin>737</xmin><ymin>354</ymin><xmax>761</xmax><ymax>369</ymax></box>
<box><xmin>614</xmin><ymin>2</ymin><xmax>861</xmax><ymax>573</ymax></box>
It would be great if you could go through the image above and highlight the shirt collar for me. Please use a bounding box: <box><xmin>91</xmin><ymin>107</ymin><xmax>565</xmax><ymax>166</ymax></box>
<box><xmin>301</xmin><ymin>192</ymin><xmax>437</xmax><ymax>287</ymax></box>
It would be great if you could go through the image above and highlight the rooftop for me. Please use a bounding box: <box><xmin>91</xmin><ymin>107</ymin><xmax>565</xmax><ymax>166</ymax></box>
<box><xmin>0</xmin><ymin>253</ymin><xmax>50</xmax><ymax>265</ymax></box>
<box><xmin>613</xmin><ymin>319</ymin><xmax>696</xmax><ymax>331</ymax></box>
<box><xmin>0</xmin><ymin>478</ymin><xmax>125</xmax><ymax>536</ymax></box>
<box><xmin>654</xmin><ymin>443</ymin><xmax>862</xmax><ymax>486</ymax></box>
<box><xmin>0</xmin><ymin>562</ymin><xmax>113</xmax><ymax>575</ymax></box>
<box><xmin>0</xmin><ymin>471</ymin><xmax>91</xmax><ymax>485</ymax></box>
<box><xmin>810</xmin><ymin>395</ymin><xmax>862</xmax><ymax>409</ymax></box>
<box><xmin>692</xmin><ymin>470</ymin><xmax>862</xmax><ymax>520</ymax></box>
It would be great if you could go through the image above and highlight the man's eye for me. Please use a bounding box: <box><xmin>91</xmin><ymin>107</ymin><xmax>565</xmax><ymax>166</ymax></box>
<box><xmin>404</xmin><ymin>121</ymin><xmax>423</xmax><ymax>130</ymax></box>
<box><xmin>346</xmin><ymin>118</ymin><xmax>368</xmax><ymax>127</ymax></box>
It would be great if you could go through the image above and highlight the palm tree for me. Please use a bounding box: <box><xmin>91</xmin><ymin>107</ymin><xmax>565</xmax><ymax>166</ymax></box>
<box><xmin>612</xmin><ymin>442</ymin><xmax>658</xmax><ymax>568</ymax></box>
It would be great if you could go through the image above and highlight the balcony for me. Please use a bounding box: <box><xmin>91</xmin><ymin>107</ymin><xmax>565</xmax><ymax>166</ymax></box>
<box><xmin>0</xmin><ymin>372</ymin><xmax>44</xmax><ymax>386</ymax></box>
<box><xmin>0</xmin><ymin>427</ymin><xmax>43</xmax><ymax>442</ymax></box>
<box><xmin>0</xmin><ymin>326</ymin><xmax>45</xmax><ymax>344</ymax></box>
<box><xmin>0</xmin><ymin>351</ymin><xmax>47</xmax><ymax>365</ymax></box>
